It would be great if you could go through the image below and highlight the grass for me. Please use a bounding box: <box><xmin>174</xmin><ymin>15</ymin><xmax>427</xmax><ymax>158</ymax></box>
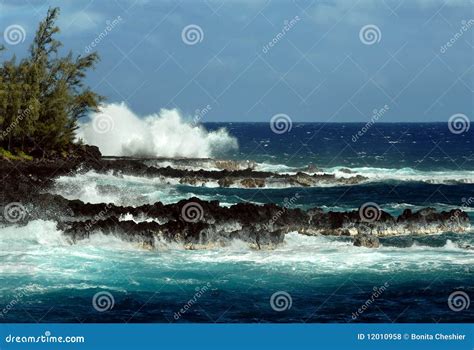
<box><xmin>0</xmin><ymin>148</ymin><xmax>33</xmax><ymax>161</ymax></box>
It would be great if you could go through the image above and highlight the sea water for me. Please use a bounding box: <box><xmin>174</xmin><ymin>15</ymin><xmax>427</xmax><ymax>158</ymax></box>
<box><xmin>1</xmin><ymin>123</ymin><xmax>473</xmax><ymax>322</ymax></box>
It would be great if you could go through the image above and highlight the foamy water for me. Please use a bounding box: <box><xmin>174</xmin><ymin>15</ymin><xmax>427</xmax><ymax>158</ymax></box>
<box><xmin>2</xmin><ymin>121</ymin><xmax>474</xmax><ymax>322</ymax></box>
<box><xmin>77</xmin><ymin>103</ymin><xmax>238</xmax><ymax>158</ymax></box>
<box><xmin>1</xmin><ymin>222</ymin><xmax>472</xmax><ymax>285</ymax></box>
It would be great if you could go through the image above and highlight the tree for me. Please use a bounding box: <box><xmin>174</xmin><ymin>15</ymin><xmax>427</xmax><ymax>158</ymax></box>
<box><xmin>0</xmin><ymin>7</ymin><xmax>103</xmax><ymax>156</ymax></box>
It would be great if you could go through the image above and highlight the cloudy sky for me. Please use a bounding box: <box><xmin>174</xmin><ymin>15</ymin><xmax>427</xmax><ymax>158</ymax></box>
<box><xmin>1</xmin><ymin>0</ymin><xmax>472</xmax><ymax>122</ymax></box>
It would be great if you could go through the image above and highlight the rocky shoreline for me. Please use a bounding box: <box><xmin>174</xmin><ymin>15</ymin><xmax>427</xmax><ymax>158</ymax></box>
<box><xmin>35</xmin><ymin>195</ymin><xmax>471</xmax><ymax>249</ymax></box>
<box><xmin>0</xmin><ymin>146</ymin><xmax>471</xmax><ymax>249</ymax></box>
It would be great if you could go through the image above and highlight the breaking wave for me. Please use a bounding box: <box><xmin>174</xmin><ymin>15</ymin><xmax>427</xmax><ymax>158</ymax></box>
<box><xmin>76</xmin><ymin>102</ymin><xmax>238</xmax><ymax>158</ymax></box>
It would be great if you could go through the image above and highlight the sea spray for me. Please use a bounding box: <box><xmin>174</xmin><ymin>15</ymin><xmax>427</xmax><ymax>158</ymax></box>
<box><xmin>76</xmin><ymin>102</ymin><xmax>238</xmax><ymax>158</ymax></box>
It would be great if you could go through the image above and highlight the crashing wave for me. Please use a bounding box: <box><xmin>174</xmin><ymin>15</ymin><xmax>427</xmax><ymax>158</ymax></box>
<box><xmin>76</xmin><ymin>102</ymin><xmax>238</xmax><ymax>158</ymax></box>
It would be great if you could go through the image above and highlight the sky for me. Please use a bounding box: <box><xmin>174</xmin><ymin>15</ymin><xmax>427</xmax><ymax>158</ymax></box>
<box><xmin>0</xmin><ymin>0</ymin><xmax>473</xmax><ymax>122</ymax></box>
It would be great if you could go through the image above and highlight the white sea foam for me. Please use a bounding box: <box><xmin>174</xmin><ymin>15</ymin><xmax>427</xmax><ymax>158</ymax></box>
<box><xmin>324</xmin><ymin>166</ymin><xmax>474</xmax><ymax>184</ymax></box>
<box><xmin>180</xmin><ymin>232</ymin><xmax>474</xmax><ymax>273</ymax></box>
<box><xmin>251</xmin><ymin>163</ymin><xmax>474</xmax><ymax>185</ymax></box>
<box><xmin>1</xmin><ymin>222</ymin><xmax>472</xmax><ymax>292</ymax></box>
<box><xmin>52</xmin><ymin>170</ymin><xmax>187</xmax><ymax>206</ymax></box>
<box><xmin>76</xmin><ymin>102</ymin><xmax>238</xmax><ymax>158</ymax></box>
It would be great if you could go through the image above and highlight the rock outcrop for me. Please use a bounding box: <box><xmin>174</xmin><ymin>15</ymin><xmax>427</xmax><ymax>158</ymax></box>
<box><xmin>353</xmin><ymin>234</ymin><xmax>380</xmax><ymax>248</ymax></box>
<box><xmin>3</xmin><ymin>193</ymin><xmax>468</xmax><ymax>250</ymax></box>
<box><xmin>0</xmin><ymin>154</ymin><xmax>471</xmax><ymax>250</ymax></box>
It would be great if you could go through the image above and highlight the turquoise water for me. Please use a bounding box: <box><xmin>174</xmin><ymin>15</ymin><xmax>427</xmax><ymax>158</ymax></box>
<box><xmin>1</xmin><ymin>223</ymin><xmax>473</xmax><ymax>322</ymax></box>
<box><xmin>1</xmin><ymin>123</ymin><xmax>473</xmax><ymax>322</ymax></box>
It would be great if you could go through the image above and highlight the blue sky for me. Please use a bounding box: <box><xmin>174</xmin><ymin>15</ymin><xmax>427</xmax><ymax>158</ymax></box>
<box><xmin>1</xmin><ymin>0</ymin><xmax>473</xmax><ymax>122</ymax></box>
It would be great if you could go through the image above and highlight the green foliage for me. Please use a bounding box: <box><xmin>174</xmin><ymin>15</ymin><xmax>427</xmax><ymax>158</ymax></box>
<box><xmin>0</xmin><ymin>147</ymin><xmax>34</xmax><ymax>161</ymax></box>
<box><xmin>16</xmin><ymin>150</ymin><xmax>33</xmax><ymax>161</ymax></box>
<box><xmin>0</xmin><ymin>7</ymin><xmax>103</xmax><ymax>157</ymax></box>
<box><xmin>0</xmin><ymin>147</ymin><xmax>19</xmax><ymax>160</ymax></box>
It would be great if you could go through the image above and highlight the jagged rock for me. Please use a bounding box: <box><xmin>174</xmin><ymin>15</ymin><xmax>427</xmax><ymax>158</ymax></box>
<box><xmin>11</xmin><ymin>193</ymin><xmax>469</xmax><ymax>250</ymax></box>
<box><xmin>218</xmin><ymin>177</ymin><xmax>234</xmax><ymax>187</ymax></box>
<box><xmin>294</xmin><ymin>172</ymin><xmax>315</xmax><ymax>187</ymax></box>
<box><xmin>339</xmin><ymin>168</ymin><xmax>354</xmax><ymax>174</ymax></box>
<box><xmin>0</xmin><ymin>155</ymin><xmax>471</xmax><ymax>251</ymax></box>
<box><xmin>353</xmin><ymin>234</ymin><xmax>380</xmax><ymax>248</ymax></box>
<box><xmin>240</xmin><ymin>178</ymin><xmax>265</xmax><ymax>188</ymax></box>
<box><xmin>180</xmin><ymin>177</ymin><xmax>199</xmax><ymax>186</ymax></box>
<box><xmin>215</xmin><ymin>160</ymin><xmax>255</xmax><ymax>171</ymax></box>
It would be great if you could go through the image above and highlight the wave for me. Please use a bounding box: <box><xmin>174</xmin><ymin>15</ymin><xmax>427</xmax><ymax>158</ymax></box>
<box><xmin>52</xmin><ymin>170</ymin><xmax>214</xmax><ymax>206</ymax></box>
<box><xmin>326</xmin><ymin>166</ymin><xmax>474</xmax><ymax>184</ymax></box>
<box><xmin>76</xmin><ymin>102</ymin><xmax>238</xmax><ymax>158</ymax></box>
<box><xmin>1</xmin><ymin>223</ymin><xmax>472</xmax><ymax>284</ymax></box>
<box><xmin>250</xmin><ymin>163</ymin><xmax>474</xmax><ymax>185</ymax></box>
<box><xmin>4</xmin><ymin>221</ymin><xmax>470</xmax><ymax>252</ymax></box>
<box><xmin>0</xmin><ymin>220</ymin><xmax>159</xmax><ymax>252</ymax></box>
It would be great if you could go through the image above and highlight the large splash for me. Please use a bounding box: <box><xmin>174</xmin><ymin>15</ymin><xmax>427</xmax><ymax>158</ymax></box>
<box><xmin>76</xmin><ymin>103</ymin><xmax>238</xmax><ymax>158</ymax></box>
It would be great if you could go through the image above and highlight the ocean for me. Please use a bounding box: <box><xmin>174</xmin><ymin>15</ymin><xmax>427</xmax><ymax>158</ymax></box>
<box><xmin>1</xmin><ymin>122</ymin><xmax>473</xmax><ymax>323</ymax></box>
